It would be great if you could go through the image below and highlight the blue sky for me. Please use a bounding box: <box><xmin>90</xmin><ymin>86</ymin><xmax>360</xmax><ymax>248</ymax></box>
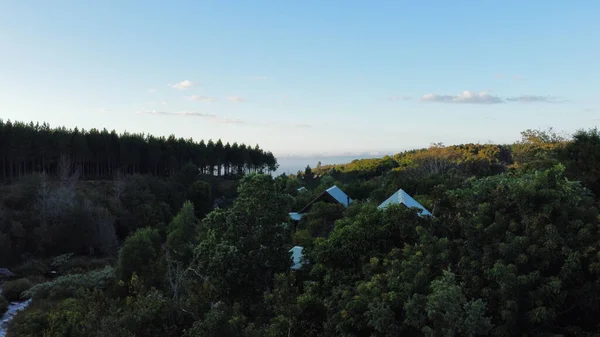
<box><xmin>1</xmin><ymin>1</ymin><xmax>598</xmax><ymax>157</ymax></box>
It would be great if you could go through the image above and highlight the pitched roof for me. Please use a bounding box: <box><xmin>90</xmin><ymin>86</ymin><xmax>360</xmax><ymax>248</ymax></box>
<box><xmin>377</xmin><ymin>189</ymin><xmax>432</xmax><ymax>216</ymax></box>
<box><xmin>297</xmin><ymin>185</ymin><xmax>353</xmax><ymax>214</ymax></box>
<box><xmin>325</xmin><ymin>186</ymin><xmax>353</xmax><ymax>207</ymax></box>
<box><xmin>289</xmin><ymin>246</ymin><xmax>305</xmax><ymax>270</ymax></box>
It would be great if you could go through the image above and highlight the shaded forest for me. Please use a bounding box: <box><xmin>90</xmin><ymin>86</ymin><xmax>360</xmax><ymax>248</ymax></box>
<box><xmin>0</xmin><ymin>119</ymin><xmax>277</xmax><ymax>181</ymax></box>
<box><xmin>4</xmin><ymin>127</ymin><xmax>600</xmax><ymax>337</ymax></box>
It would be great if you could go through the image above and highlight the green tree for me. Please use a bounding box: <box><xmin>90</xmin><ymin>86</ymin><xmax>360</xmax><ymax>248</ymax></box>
<box><xmin>187</xmin><ymin>180</ymin><xmax>213</xmax><ymax>219</ymax></box>
<box><xmin>564</xmin><ymin>128</ymin><xmax>600</xmax><ymax>195</ymax></box>
<box><xmin>116</xmin><ymin>227</ymin><xmax>163</xmax><ymax>290</ymax></box>
<box><xmin>194</xmin><ymin>174</ymin><xmax>293</xmax><ymax>309</ymax></box>
<box><xmin>166</xmin><ymin>201</ymin><xmax>199</xmax><ymax>264</ymax></box>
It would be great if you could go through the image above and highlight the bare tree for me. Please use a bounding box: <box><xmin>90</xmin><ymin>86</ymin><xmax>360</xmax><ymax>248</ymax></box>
<box><xmin>113</xmin><ymin>168</ymin><xmax>125</xmax><ymax>199</ymax></box>
<box><xmin>57</xmin><ymin>154</ymin><xmax>80</xmax><ymax>189</ymax></box>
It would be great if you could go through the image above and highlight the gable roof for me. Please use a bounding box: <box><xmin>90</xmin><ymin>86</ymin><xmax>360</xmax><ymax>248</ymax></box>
<box><xmin>325</xmin><ymin>186</ymin><xmax>352</xmax><ymax>207</ymax></box>
<box><xmin>289</xmin><ymin>246</ymin><xmax>305</xmax><ymax>270</ymax></box>
<box><xmin>297</xmin><ymin>185</ymin><xmax>352</xmax><ymax>214</ymax></box>
<box><xmin>377</xmin><ymin>189</ymin><xmax>432</xmax><ymax>216</ymax></box>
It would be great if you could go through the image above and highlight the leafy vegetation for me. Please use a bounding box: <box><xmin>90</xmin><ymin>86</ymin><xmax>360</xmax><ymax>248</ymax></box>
<box><xmin>4</xmin><ymin>126</ymin><xmax>600</xmax><ymax>336</ymax></box>
<box><xmin>1</xmin><ymin>278</ymin><xmax>33</xmax><ymax>302</ymax></box>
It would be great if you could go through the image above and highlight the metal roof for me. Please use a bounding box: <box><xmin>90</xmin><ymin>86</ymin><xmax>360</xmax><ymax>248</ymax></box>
<box><xmin>289</xmin><ymin>212</ymin><xmax>304</xmax><ymax>221</ymax></box>
<box><xmin>377</xmin><ymin>189</ymin><xmax>432</xmax><ymax>216</ymax></box>
<box><xmin>297</xmin><ymin>185</ymin><xmax>353</xmax><ymax>214</ymax></box>
<box><xmin>325</xmin><ymin>185</ymin><xmax>353</xmax><ymax>207</ymax></box>
<box><xmin>289</xmin><ymin>246</ymin><xmax>305</xmax><ymax>270</ymax></box>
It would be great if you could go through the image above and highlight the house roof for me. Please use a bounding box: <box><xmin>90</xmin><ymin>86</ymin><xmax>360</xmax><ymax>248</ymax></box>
<box><xmin>377</xmin><ymin>189</ymin><xmax>432</xmax><ymax>216</ymax></box>
<box><xmin>325</xmin><ymin>186</ymin><xmax>352</xmax><ymax>207</ymax></box>
<box><xmin>289</xmin><ymin>246</ymin><xmax>305</xmax><ymax>270</ymax></box>
<box><xmin>289</xmin><ymin>212</ymin><xmax>304</xmax><ymax>221</ymax></box>
<box><xmin>297</xmin><ymin>185</ymin><xmax>352</xmax><ymax>214</ymax></box>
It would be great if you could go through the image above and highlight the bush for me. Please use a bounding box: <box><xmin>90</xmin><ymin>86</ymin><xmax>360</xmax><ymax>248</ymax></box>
<box><xmin>13</xmin><ymin>259</ymin><xmax>50</xmax><ymax>277</ymax></box>
<box><xmin>2</xmin><ymin>278</ymin><xmax>33</xmax><ymax>301</ymax></box>
<box><xmin>23</xmin><ymin>266</ymin><xmax>114</xmax><ymax>301</ymax></box>
<box><xmin>53</xmin><ymin>255</ymin><xmax>115</xmax><ymax>275</ymax></box>
<box><xmin>0</xmin><ymin>295</ymin><xmax>8</xmax><ymax>314</ymax></box>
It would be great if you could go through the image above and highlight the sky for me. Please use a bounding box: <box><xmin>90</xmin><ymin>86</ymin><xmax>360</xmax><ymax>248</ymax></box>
<box><xmin>1</xmin><ymin>1</ymin><xmax>599</xmax><ymax>162</ymax></box>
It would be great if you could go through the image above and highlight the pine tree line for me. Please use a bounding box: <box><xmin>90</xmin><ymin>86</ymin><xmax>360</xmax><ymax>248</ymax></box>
<box><xmin>0</xmin><ymin>119</ymin><xmax>278</xmax><ymax>181</ymax></box>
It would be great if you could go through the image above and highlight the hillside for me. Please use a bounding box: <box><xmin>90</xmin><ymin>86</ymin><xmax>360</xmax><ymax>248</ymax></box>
<box><xmin>3</xmin><ymin>127</ymin><xmax>600</xmax><ymax>337</ymax></box>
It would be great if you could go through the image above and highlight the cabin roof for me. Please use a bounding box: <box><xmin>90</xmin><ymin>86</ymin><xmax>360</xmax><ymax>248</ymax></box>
<box><xmin>297</xmin><ymin>185</ymin><xmax>352</xmax><ymax>214</ymax></box>
<box><xmin>377</xmin><ymin>189</ymin><xmax>432</xmax><ymax>216</ymax></box>
<box><xmin>289</xmin><ymin>246</ymin><xmax>305</xmax><ymax>270</ymax></box>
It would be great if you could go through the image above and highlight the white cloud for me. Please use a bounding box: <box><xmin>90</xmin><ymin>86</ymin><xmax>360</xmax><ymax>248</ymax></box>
<box><xmin>252</xmin><ymin>76</ymin><xmax>268</xmax><ymax>80</ymax></box>
<box><xmin>505</xmin><ymin>95</ymin><xmax>566</xmax><ymax>103</ymax></box>
<box><xmin>421</xmin><ymin>91</ymin><xmax>567</xmax><ymax>104</ymax></box>
<box><xmin>187</xmin><ymin>95</ymin><xmax>217</xmax><ymax>102</ymax></box>
<box><xmin>170</xmin><ymin>80</ymin><xmax>195</xmax><ymax>90</ymax></box>
<box><xmin>421</xmin><ymin>91</ymin><xmax>504</xmax><ymax>104</ymax></box>
<box><xmin>227</xmin><ymin>96</ymin><xmax>246</xmax><ymax>103</ymax></box>
<box><xmin>148</xmin><ymin>88</ymin><xmax>157</xmax><ymax>93</ymax></box>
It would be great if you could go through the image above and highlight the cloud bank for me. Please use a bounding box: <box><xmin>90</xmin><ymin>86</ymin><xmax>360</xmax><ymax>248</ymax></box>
<box><xmin>421</xmin><ymin>91</ymin><xmax>567</xmax><ymax>104</ymax></box>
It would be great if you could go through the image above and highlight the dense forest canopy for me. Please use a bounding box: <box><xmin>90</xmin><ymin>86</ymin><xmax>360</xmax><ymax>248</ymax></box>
<box><xmin>3</xmin><ymin>126</ymin><xmax>600</xmax><ymax>337</ymax></box>
<box><xmin>0</xmin><ymin>119</ymin><xmax>277</xmax><ymax>181</ymax></box>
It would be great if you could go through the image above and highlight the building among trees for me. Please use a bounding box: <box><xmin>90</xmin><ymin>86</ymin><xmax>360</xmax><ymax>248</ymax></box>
<box><xmin>289</xmin><ymin>185</ymin><xmax>353</xmax><ymax>221</ymax></box>
<box><xmin>377</xmin><ymin>188</ymin><xmax>432</xmax><ymax>216</ymax></box>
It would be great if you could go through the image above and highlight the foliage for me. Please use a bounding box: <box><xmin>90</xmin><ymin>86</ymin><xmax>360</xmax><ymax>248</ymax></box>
<box><xmin>565</xmin><ymin>128</ymin><xmax>600</xmax><ymax>195</ymax></box>
<box><xmin>166</xmin><ymin>201</ymin><xmax>200</xmax><ymax>266</ymax></box>
<box><xmin>194</xmin><ymin>174</ymin><xmax>293</xmax><ymax>308</ymax></box>
<box><xmin>116</xmin><ymin>228</ymin><xmax>164</xmax><ymax>290</ymax></box>
<box><xmin>1</xmin><ymin>278</ymin><xmax>33</xmax><ymax>302</ymax></box>
<box><xmin>8</xmin><ymin>127</ymin><xmax>600</xmax><ymax>337</ymax></box>
<box><xmin>8</xmin><ymin>288</ymin><xmax>179</xmax><ymax>337</ymax></box>
<box><xmin>0</xmin><ymin>119</ymin><xmax>277</xmax><ymax>182</ymax></box>
<box><xmin>23</xmin><ymin>266</ymin><xmax>115</xmax><ymax>300</ymax></box>
<box><xmin>299</xmin><ymin>201</ymin><xmax>346</xmax><ymax>237</ymax></box>
<box><xmin>187</xmin><ymin>180</ymin><xmax>213</xmax><ymax>219</ymax></box>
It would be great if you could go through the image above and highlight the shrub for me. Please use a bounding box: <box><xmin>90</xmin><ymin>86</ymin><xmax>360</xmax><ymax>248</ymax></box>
<box><xmin>54</xmin><ymin>255</ymin><xmax>115</xmax><ymax>275</ymax></box>
<box><xmin>0</xmin><ymin>295</ymin><xmax>8</xmax><ymax>314</ymax></box>
<box><xmin>2</xmin><ymin>278</ymin><xmax>33</xmax><ymax>301</ymax></box>
<box><xmin>23</xmin><ymin>266</ymin><xmax>114</xmax><ymax>301</ymax></box>
<box><xmin>13</xmin><ymin>259</ymin><xmax>50</xmax><ymax>277</ymax></box>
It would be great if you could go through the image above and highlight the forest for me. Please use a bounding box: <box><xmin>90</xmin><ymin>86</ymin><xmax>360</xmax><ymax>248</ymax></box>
<box><xmin>2</xmin><ymin>125</ymin><xmax>600</xmax><ymax>337</ymax></box>
<box><xmin>0</xmin><ymin>119</ymin><xmax>277</xmax><ymax>181</ymax></box>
